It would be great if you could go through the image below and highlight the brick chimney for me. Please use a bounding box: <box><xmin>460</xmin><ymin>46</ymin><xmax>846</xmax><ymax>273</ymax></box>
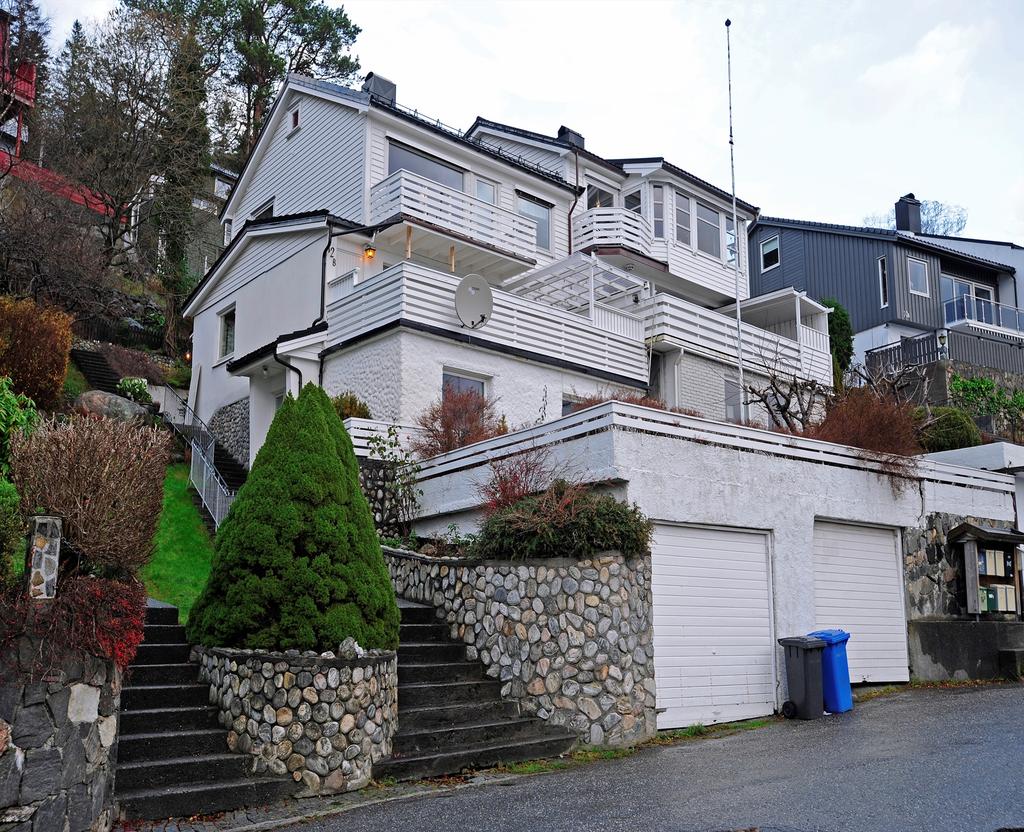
<box><xmin>895</xmin><ymin>193</ymin><xmax>921</xmax><ymax>234</ymax></box>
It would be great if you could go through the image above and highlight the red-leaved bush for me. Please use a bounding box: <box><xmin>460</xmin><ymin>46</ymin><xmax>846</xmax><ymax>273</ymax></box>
<box><xmin>0</xmin><ymin>296</ymin><xmax>73</xmax><ymax>410</ymax></box>
<box><xmin>0</xmin><ymin>576</ymin><xmax>147</xmax><ymax>674</ymax></box>
<box><xmin>477</xmin><ymin>445</ymin><xmax>573</xmax><ymax>516</ymax></box>
<box><xmin>571</xmin><ymin>390</ymin><xmax>703</xmax><ymax>417</ymax></box>
<box><xmin>99</xmin><ymin>343</ymin><xmax>167</xmax><ymax>385</ymax></box>
<box><xmin>411</xmin><ymin>388</ymin><xmax>507</xmax><ymax>458</ymax></box>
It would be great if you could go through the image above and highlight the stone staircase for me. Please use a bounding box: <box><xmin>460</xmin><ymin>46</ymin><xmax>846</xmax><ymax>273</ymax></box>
<box><xmin>375</xmin><ymin>602</ymin><xmax>577</xmax><ymax>780</ymax></box>
<box><xmin>115</xmin><ymin>602</ymin><xmax>296</xmax><ymax>821</ymax></box>
<box><xmin>69</xmin><ymin>347</ymin><xmax>121</xmax><ymax>394</ymax></box>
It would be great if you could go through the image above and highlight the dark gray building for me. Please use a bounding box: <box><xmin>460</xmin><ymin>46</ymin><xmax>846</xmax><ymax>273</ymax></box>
<box><xmin>747</xmin><ymin>195</ymin><xmax>1021</xmax><ymax>385</ymax></box>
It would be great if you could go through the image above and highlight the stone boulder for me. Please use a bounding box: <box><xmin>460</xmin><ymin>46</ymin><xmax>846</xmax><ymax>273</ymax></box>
<box><xmin>74</xmin><ymin>390</ymin><xmax>148</xmax><ymax>422</ymax></box>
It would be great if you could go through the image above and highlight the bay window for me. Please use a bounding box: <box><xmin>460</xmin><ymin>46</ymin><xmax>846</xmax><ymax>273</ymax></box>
<box><xmin>674</xmin><ymin>190</ymin><xmax>691</xmax><ymax>245</ymax></box>
<box><xmin>652</xmin><ymin>185</ymin><xmax>665</xmax><ymax>238</ymax></box>
<box><xmin>696</xmin><ymin>202</ymin><xmax>721</xmax><ymax>258</ymax></box>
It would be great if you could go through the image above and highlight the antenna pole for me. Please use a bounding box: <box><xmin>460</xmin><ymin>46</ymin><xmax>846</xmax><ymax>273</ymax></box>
<box><xmin>725</xmin><ymin>19</ymin><xmax>745</xmax><ymax>416</ymax></box>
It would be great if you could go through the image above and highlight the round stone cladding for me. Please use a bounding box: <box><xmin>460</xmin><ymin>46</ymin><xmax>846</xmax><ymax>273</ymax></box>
<box><xmin>385</xmin><ymin>547</ymin><xmax>656</xmax><ymax>746</ymax></box>
<box><xmin>193</xmin><ymin>647</ymin><xmax>397</xmax><ymax>795</ymax></box>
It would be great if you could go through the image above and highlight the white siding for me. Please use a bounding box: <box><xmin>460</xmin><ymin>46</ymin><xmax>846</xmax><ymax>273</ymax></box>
<box><xmin>651</xmin><ymin>524</ymin><xmax>775</xmax><ymax>728</ymax></box>
<box><xmin>812</xmin><ymin>521</ymin><xmax>910</xmax><ymax>683</ymax></box>
<box><xmin>234</xmin><ymin>93</ymin><xmax>366</xmax><ymax>222</ymax></box>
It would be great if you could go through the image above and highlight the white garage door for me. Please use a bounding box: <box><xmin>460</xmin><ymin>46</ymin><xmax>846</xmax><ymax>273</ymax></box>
<box><xmin>812</xmin><ymin>521</ymin><xmax>909</xmax><ymax>683</ymax></box>
<box><xmin>652</xmin><ymin>524</ymin><xmax>775</xmax><ymax>729</ymax></box>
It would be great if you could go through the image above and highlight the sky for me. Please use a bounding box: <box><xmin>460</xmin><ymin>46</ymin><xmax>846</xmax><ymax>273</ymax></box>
<box><xmin>41</xmin><ymin>0</ymin><xmax>1024</xmax><ymax>241</ymax></box>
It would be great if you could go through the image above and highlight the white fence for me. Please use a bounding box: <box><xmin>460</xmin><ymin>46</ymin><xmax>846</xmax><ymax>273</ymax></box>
<box><xmin>189</xmin><ymin>448</ymin><xmax>235</xmax><ymax>528</ymax></box>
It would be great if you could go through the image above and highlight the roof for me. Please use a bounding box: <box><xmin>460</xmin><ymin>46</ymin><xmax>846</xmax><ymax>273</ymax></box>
<box><xmin>611</xmin><ymin>157</ymin><xmax>759</xmax><ymax>215</ymax></box>
<box><xmin>226</xmin><ymin>321</ymin><xmax>329</xmax><ymax>374</ymax></box>
<box><xmin>183</xmin><ymin>210</ymin><xmax>365</xmax><ymax>313</ymax></box>
<box><xmin>947</xmin><ymin>522</ymin><xmax>1024</xmax><ymax>545</ymax></box>
<box><xmin>919</xmin><ymin>233</ymin><xmax>1023</xmax><ymax>251</ymax></box>
<box><xmin>753</xmin><ymin>215</ymin><xmax>1016</xmax><ymax>274</ymax></box>
<box><xmin>465</xmin><ymin>116</ymin><xmax>625</xmax><ymax>176</ymax></box>
<box><xmin>1</xmin><ymin>151</ymin><xmax>114</xmax><ymax>217</ymax></box>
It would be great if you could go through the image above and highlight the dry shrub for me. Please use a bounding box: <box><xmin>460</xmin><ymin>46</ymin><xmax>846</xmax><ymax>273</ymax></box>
<box><xmin>806</xmin><ymin>387</ymin><xmax>920</xmax><ymax>489</ymax></box>
<box><xmin>10</xmin><ymin>416</ymin><xmax>170</xmax><ymax>575</ymax></box>
<box><xmin>477</xmin><ymin>445</ymin><xmax>573</xmax><ymax>517</ymax></box>
<box><xmin>572</xmin><ymin>389</ymin><xmax>703</xmax><ymax>417</ymax></box>
<box><xmin>0</xmin><ymin>296</ymin><xmax>73</xmax><ymax>410</ymax></box>
<box><xmin>411</xmin><ymin>388</ymin><xmax>507</xmax><ymax>458</ymax></box>
<box><xmin>99</xmin><ymin>343</ymin><xmax>167</xmax><ymax>384</ymax></box>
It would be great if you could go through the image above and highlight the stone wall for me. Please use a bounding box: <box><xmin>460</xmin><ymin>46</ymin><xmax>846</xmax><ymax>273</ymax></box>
<box><xmin>193</xmin><ymin>646</ymin><xmax>397</xmax><ymax>796</ymax></box>
<box><xmin>209</xmin><ymin>397</ymin><xmax>250</xmax><ymax>467</ymax></box>
<box><xmin>0</xmin><ymin>645</ymin><xmax>121</xmax><ymax>832</ymax></box>
<box><xmin>385</xmin><ymin>547</ymin><xmax>656</xmax><ymax>747</ymax></box>
<box><xmin>903</xmin><ymin>512</ymin><xmax>1014</xmax><ymax>620</ymax></box>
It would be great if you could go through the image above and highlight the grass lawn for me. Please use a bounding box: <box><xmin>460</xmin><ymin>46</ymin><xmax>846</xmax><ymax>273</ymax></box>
<box><xmin>63</xmin><ymin>360</ymin><xmax>89</xmax><ymax>400</ymax></box>
<box><xmin>144</xmin><ymin>463</ymin><xmax>214</xmax><ymax>624</ymax></box>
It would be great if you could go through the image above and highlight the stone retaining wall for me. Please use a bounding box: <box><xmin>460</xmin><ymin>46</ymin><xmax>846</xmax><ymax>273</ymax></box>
<box><xmin>209</xmin><ymin>397</ymin><xmax>250</xmax><ymax>467</ymax></box>
<box><xmin>193</xmin><ymin>646</ymin><xmax>397</xmax><ymax>795</ymax></box>
<box><xmin>385</xmin><ymin>547</ymin><xmax>656</xmax><ymax>747</ymax></box>
<box><xmin>0</xmin><ymin>644</ymin><xmax>121</xmax><ymax>832</ymax></box>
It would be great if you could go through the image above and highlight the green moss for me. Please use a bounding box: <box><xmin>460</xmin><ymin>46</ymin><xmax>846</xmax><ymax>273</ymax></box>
<box><xmin>143</xmin><ymin>464</ymin><xmax>214</xmax><ymax>624</ymax></box>
<box><xmin>186</xmin><ymin>384</ymin><xmax>399</xmax><ymax>651</ymax></box>
<box><xmin>63</xmin><ymin>361</ymin><xmax>89</xmax><ymax>402</ymax></box>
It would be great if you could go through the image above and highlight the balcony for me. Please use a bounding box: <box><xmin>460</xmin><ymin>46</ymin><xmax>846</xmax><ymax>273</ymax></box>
<box><xmin>944</xmin><ymin>296</ymin><xmax>1024</xmax><ymax>337</ymax></box>
<box><xmin>325</xmin><ymin>261</ymin><xmax>648</xmax><ymax>385</ymax></box>
<box><xmin>572</xmin><ymin>207</ymin><xmax>653</xmax><ymax>256</ymax></box>
<box><xmin>639</xmin><ymin>293</ymin><xmax>833</xmax><ymax>386</ymax></box>
<box><xmin>369</xmin><ymin>169</ymin><xmax>538</xmax><ymax>272</ymax></box>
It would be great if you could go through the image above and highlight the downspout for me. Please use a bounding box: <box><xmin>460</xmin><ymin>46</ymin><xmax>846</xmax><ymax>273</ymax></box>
<box><xmin>274</xmin><ymin>351</ymin><xmax>302</xmax><ymax>392</ymax></box>
<box><xmin>567</xmin><ymin>147</ymin><xmax>580</xmax><ymax>254</ymax></box>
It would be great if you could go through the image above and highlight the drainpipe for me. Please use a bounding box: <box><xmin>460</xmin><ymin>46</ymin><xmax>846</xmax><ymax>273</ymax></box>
<box><xmin>273</xmin><ymin>352</ymin><xmax>302</xmax><ymax>393</ymax></box>
<box><xmin>567</xmin><ymin>147</ymin><xmax>580</xmax><ymax>254</ymax></box>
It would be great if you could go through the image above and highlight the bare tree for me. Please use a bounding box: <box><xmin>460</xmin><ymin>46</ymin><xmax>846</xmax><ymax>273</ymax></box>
<box><xmin>864</xmin><ymin>200</ymin><xmax>968</xmax><ymax>236</ymax></box>
<box><xmin>744</xmin><ymin>370</ymin><xmax>832</xmax><ymax>433</ymax></box>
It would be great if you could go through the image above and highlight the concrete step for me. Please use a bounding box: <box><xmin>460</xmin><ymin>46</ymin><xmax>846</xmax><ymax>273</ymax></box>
<box><xmin>145</xmin><ymin>604</ymin><xmax>179</xmax><ymax>626</ymax></box>
<box><xmin>116</xmin><ymin>753</ymin><xmax>248</xmax><ymax>791</ymax></box>
<box><xmin>397</xmin><ymin>642</ymin><xmax>466</xmax><ymax>663</ymax></box>
<box><xmin>122</xmin><ymin>683</ymin><xmax>209</xmax><ymax>711</ymax></box>
<box><xmin>133</xmin><ymin>642</ymin><xmax>192</xmax><ymax>665</ymax></box>
<box><xmin>397</xmin><ymin>699</ymin><xmax>521</xmax><ymax>730</ymax></box>
<box><xmin>116</xmin><ymin>776</ymin><xmax>296</xmax><ymax>821</ymax></box>
<box><xmin>139</xmin><ymin>624</ymin><xmax>188</xmax><ymax>644</ymax></box>
<box><xmin>393</xmin><ymin>717</ymin><xmax>558</xmax><ymax>755</ymax></box>
<box><xmin>375</xmin><ymin>734</ymin><xmax>576</xmax><ymax>782</ymax></box>
<box><xmin>118</xmin><ymin>728</ymin><xmax>226</xmax><ymax>763</ymax></box>
<box><xmin>398</xmin><ymin>623</ymin><xmax>450</xmax><ymax>643</ymax></box>
<box><xmin>120</xmin><ymin>705</ymin><xmax>219</xmax><ymax>734</ymax></box>
<box><xmin>399</xmin><ymin>679</ymin><xmax>503</xmax><ymax>708</ymax></box>
<box><xmin>397</xmin><ymin>661</ymin><xmax>485</xmax><ymax>684</ymax></box>
<box><xmin>397</xmin><ymin>604</ymin><xmax>437</xmax><ymax>625</ymax></box>
<box><xmin>127</xmin><ymin>662</ymin><xmax>199</xmax><ymax>686</ymax></box>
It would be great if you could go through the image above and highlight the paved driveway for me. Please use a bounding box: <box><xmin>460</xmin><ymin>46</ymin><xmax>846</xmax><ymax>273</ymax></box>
<box><xmin>294</xmin><ymin>685</ymin><xmax>1024</xmax><ymax>832</ymax></box>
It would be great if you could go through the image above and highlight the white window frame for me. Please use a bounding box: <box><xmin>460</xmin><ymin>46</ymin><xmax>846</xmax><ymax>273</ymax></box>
<box><xmin>724</xmin><ymin>379</ymin><xmax>748</xmax><ymax>424</ymax></box>
<box><xmin>223</xmin><ymin>219</ymin><xmax>233</xmax><ymax>246</ymax></box>
<box><xmin>760</xmin><ymin>235</ymin><xmax>780</xmax><ymax>273</ymax></box>
<box><xmin>673</xmin><ymin>189</ymin><xmax>691</xmax><ymax>246</ymax></box>
<box><xmin>441</xmin><ymin>369</ymin><xmax>488</xmax><ymax>399</ymax></box>
<box><xmin>474</xmin><ymin>176</ymin><xmax>497</xmax><ymax>205</ymax></box>
<box><xmin>652</xmin><ymin>184</ymin><xmax>665</xmax><ymax>239</ymax></box>
<box><xmin>908</xmin><ymin>256</ymin><xmax>930</xmax><ymax>297</ymax></box>
<box><xmin>878</xmin><ymin>256</ymin><xmax>889</xmax><ymax>308</ymax></box>
<box><xmin>250</xmin><ymin>198</ymin><xmax>274</xmax><ymax>221</ymax></box>
<box><xmin>214</xmin><ymin>177</ymin><xmax>232</xmax><ymax>200</ymax></box>
<box><xmin>695</xmin><ymin>201</ymin><xmax>723</xmax><ymax>260</ymax></box>
<box><xmin>623</xmin><ymin>189</ymin><xmax>642</xmax><ymax>215</ymax></box>
<box><xmin>218</xmin><ymin>305</ymin><xmax>236</xmax><ymax>361</ymax></box>
<box><xmin>516</xmin><ymin>193</ymin><xmax>551</xmax><ymax>252</ymax></box>
<box><xmin>287</xmin><ymin>106</ymin><xmax>300</xmax><ymax>136</ymax></box>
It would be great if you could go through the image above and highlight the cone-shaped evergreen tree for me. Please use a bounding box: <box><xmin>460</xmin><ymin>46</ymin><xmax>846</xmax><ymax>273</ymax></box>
<box><xmin>187</xmin><ymin>384</ymin><xmax>399</xmax><ymax>651</ymax></box>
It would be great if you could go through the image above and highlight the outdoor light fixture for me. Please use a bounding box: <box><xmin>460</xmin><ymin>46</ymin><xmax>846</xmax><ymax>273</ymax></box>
<box><xmin>364</xmin><ymin>243</ymin><xmax>377</xmax><ymax>260</ymax></box>
<box><xmin>184</xmin><ymin>350</ymin><xmax>192</xmax><ymax>363</ymax></box>
<box><xmin>938</xmin><ymin>333</ymin><xmax>947</xmax><ymax>348</ymax></box>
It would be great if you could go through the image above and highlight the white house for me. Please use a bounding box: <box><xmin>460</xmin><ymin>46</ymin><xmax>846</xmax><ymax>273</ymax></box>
<box><xmin>183</xmin><ymin>72</ymin><xmax>832</xmax><ymax>473</ymax></box>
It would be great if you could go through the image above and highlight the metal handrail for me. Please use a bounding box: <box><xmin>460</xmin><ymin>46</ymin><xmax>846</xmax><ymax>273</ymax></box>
<box><xmin>944</xmin><ymin>296</ymin><xmax>1024</xmax><ymax>334</ymax></box>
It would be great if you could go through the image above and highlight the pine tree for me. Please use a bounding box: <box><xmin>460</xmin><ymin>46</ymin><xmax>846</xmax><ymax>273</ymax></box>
<box><xmin>187</xmin><ymin>384</ymin><xmax>400</xmax><ymax>652</ymax></box>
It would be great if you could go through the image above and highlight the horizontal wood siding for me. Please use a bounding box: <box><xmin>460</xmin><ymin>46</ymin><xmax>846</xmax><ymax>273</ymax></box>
<box><xmin>236</xmin><ymin>94</ymin><xmax>366</xmax><ymax>222</ymax></box>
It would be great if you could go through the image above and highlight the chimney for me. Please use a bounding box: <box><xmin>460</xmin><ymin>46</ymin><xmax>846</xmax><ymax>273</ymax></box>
<box><xmin>895</xmin><ymin>193</ymin><xmax>921</xmax><ymax>234</ymax></box>
<box><xmin>361</xmin><ymin>72</ymin><xmax>397</xmax><ymax>106</ymax></box>
<box><xmin>557</xmin><ymin>125</ymin><xmax>585</xmax><ymax>150</ymax></box>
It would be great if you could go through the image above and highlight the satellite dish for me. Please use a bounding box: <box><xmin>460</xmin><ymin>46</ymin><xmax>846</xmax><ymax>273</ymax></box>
<box><xmin>454</xmin><ymin>274</ymin><xmax>493</xmax><ymax>330</ymax></box>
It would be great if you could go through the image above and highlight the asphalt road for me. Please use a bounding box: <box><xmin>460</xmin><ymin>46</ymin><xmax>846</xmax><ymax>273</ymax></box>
<box><xmin>295</xmin><ymin>685</ymin><xmax>1024</xmax><ymax>832</ymax></box>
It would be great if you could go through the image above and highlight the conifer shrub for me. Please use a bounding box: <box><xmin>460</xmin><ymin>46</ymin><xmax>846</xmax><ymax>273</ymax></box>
<box><xmin>472</xmin><ymin>480</ymin><xmax>653</xmax><ymax>561</ymax></box>
<box><xmin>332</xmin><ymin>390</ymin><xmax>372</xmax><ymax>420</ymax></box>
<box><xmin>916</xmin><ymin>406</ymin><xmax>982</xmax><ymax>453</ymax></box>
<box><xmin>187</xmin><ymin>383</ymin><xmax>399</xmax><ymax>651</ymax></box>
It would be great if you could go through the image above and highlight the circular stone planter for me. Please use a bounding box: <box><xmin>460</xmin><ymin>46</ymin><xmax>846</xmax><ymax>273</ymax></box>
<box><xmin>193</xmin><ymin>646</ymin><xmax>397</xmax><ymax>795</ymax></box>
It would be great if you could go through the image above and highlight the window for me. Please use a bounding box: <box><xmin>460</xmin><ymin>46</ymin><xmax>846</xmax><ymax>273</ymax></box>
<box><xmin>674</xmin><ymin>190</ymin><xmax>691</xmax><ymax>245</ymax></box>
<box><xmin>587</xmin><ymin>183</ymin><xmax>614</xmax><ymax>210</ymax></box>
<box><xmin>214</xmin><ymin>177</ymin><xmax>232</xmax><ymax>200</ymax></box>
<box><xmin>219</xmin><ymin>308</ymin><xmax>236</xmax><ymax>359</ymax></box>
<box><xmin>726</xmin><ymin>217</ymin><xmax>737</xmax><ymax>266</ymax></box>
<box><xmin>624</xmin><ymin>191</ymin><xmax>641</xmax><ymax>214</ymax></box>
<box><xmin>652</xmin><ymin>185</ymin><xmax>665</xmax><ymax>238</ymax></box>
<box><xmin>475</xmin><ymin>178</ymin><xmax>496</xmax><ymax>204</ymax></box>
<box><xmin>442</xmin><ymin>372</ymin><xmax>485</xmax><ymax>399</ymax></box>
<box><xmin>878</xmin><ymin>257</ymin><xmax>889</xmax><ymax>308</ymax></box>
<box><xmin>387</xmin><ymin>141</ymin><xmax>464</xmax><ymax>191</ymax></box>
<box><xmin>516</xmin><ymin>193</ymin><xmax>551</xmax><ymax>250</ymax></box>
<box><xmin>223</xmin><ymin>220</ymin><xmax>233</xmax><ymax>246</ymax></box>
<box><xmin>724</xmin><ymin>379</ymin><xmax>746</xmax><ymax>424</ymax></box>
<box><xmin>908</xmin><ymin>257</ymin><xmax>929</xmax><ymax>296</ymax></box>
<box><xmin>251</xmin><ymin>199</ymin><xmax>274</xmax><ymax>221</ymax></box>
<box><xmin>561</xmin><ymin>397</ymin><xmax>581</xmax><ymax>416</ymax></box>
<box><xmin>289</xmin><ymin>106</ymin><xmax>300</xmax><ymax>133</ymax></box>
<box><xmin>760</xmin><ymin>235</ymin><xmax>780</xmax><ymax>271</ymax></box>
<box><xmin>696</xmin><ymin>202</ymin><xmax>721</xmax><ymax>258</ymax></box>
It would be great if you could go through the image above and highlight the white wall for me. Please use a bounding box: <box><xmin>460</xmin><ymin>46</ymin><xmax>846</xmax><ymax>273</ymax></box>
<box><xmin>322</xmin><ymin>328</ymin><xmax>644</xmax><ymax>427</ymax></box>
<box><xmin>852</xmin><ymin>322</ymin><xmax>922</xmax><ymax>368</ymax></box>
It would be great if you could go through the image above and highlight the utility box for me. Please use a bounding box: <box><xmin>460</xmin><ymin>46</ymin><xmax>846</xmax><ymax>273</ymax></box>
<box><xmin>949</xmin><ymin>523</ymin><xmax>1024</xmax><ymax>618</ymax></box>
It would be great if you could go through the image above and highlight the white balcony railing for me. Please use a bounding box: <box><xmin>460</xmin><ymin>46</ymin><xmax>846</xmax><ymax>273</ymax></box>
<box><xmin>639</xmin><ymin>294</ymin><xmax>833</xmax><ymax>386</ymax></box>
<box><xmin>326</xmin><ymin>262</ymin><xmax>649</xmax><ymax>384</ymax></box>
<box><xmin>370</xmin><ymin>169</ymin><xmax>538</xmax><ymax>259</ymax></box>
<box><xmin>572</xmin><ymin>207</ymin><xmax>654</xmax><ymax>255</ymax></box>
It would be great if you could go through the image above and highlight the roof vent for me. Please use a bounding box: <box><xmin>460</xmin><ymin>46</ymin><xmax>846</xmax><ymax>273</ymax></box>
<box><xmin>895</xmin><ymin>193</ymin><xmax>921</xmax><ymax>234</ymax></box>
<box><xmin>557</xmin><ymin>125</ymin><xmax>585</xmax><ymax>150</ymax></box>
<box><xmin>361</xmin><ymin>72</ymin><xmax>396</xmax><ymax>106</ymax></box>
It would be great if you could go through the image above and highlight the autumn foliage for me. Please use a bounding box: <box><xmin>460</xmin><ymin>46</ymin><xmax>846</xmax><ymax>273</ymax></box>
<box><xmin>411</xmin><ymin>387</ymin><xmax>507</xmax><ymax>458</ymax></box>
<box><xmin>0</xmin><ymin>296</ymin><xmax>73</xmax><ymax>410</ymax></box>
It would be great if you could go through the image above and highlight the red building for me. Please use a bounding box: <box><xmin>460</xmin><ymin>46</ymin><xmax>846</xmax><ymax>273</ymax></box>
<box><xmin>0</xmin><ymin>7</ymin><xmax>37</xmax><ymax>157</ymax></box>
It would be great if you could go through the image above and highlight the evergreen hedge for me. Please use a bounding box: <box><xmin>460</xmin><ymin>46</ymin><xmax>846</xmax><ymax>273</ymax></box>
<box><xmin>187</xmin><ymin>384</ymin><xmax>399</xmax><ymax>651</ymax></box>
<box><xmin>916</xmin><ymin>406</ymin><xmax>982</xmax><ymax>453</ymax></box>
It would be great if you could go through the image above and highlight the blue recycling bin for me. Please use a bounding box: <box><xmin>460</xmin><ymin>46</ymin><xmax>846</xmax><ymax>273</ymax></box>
<box><xmin>808</xmin><ymin>629</ymin><xmax>853</xmax><ymax>714</ymax></box>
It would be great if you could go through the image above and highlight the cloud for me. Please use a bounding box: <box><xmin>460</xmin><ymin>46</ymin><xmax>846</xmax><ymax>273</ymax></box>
<box><xmin>859</xmin><ymin>21</ymin><xmax>989</xmax><ymax>111</ymax></box>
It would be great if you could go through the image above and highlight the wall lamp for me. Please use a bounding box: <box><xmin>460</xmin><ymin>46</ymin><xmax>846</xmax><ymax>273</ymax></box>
<box><xmin>364</xmin><ymin>243</ymin><xmax>377</xmax><ymax>261</ymax></box>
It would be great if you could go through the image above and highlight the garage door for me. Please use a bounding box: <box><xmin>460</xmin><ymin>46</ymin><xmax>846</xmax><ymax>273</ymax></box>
<box><xmin>812</xmin><ymin>521</ymin><xmax>909</xmax><ymax>683</ymax></box>
<box><xmin>652</xmin><ymin>524</ymin><xmax>775</xmax><ymax>729</ymax></box>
